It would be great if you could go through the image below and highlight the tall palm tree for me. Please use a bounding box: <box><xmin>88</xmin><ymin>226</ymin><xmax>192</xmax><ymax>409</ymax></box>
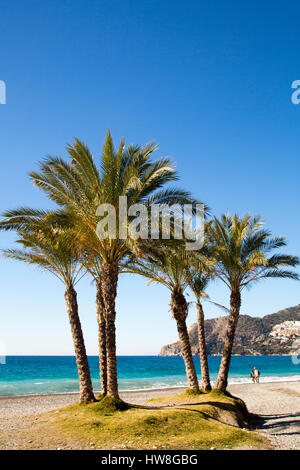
<box><xmin>124</xmin><ymin>243</ymin><xmax>200</xmax><ymax>391</ymax></box>
<box><xmin>83</xmin><ymin>256</ymin><xmax>107</xmax><ymax>396</ymax></box>
<box><xmin>96</xmin><ymin>277</ymin><xmax>107</xmax><ymax>396</ymax></box>
<box><xmin>188</xmin><ymin>272</ymin><xmax>212</xmax><ymax>391</ymax></box>
<box><xmin>28</xmin><ymin>131</ymin><xmax>202</xmax><ymax>398</ymax></box>
<box><xmin>208</xmin><ymin>214</ymin><xmax>299</xmax><ymax>392</ymax></box>
<box><xmin>1</xmin><ymin>219</ymin><xmax>96</xmax><ymax>403</ymax></box>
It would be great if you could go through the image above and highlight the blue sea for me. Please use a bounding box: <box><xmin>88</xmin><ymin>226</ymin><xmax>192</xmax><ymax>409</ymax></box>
<box><xmin>0</xmin><ymin>356</ymin><xmax>299</xmax><ymax>397</ymax></box>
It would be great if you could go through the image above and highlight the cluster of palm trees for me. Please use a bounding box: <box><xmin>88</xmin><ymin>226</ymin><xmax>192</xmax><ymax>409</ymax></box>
<box><xmin>1</xmin><ymin>131</ymin><xmax>299</xmax><ymax>403</ymax></box>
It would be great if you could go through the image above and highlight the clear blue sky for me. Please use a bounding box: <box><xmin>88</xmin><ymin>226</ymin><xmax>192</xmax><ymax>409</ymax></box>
<box><xmin>0</xmin><ymin>0</ymin><xmax>299</xmax><ymax>355</ymax></box>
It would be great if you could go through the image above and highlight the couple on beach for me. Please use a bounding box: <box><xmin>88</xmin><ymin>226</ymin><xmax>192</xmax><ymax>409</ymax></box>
<box><xmin>251</xmin><ymin>367</ymin><xmax>260</xmax><ymax>383</ymax></box>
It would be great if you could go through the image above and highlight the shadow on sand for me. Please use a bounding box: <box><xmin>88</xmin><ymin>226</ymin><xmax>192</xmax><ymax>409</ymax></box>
<box><xmin>251</xmin><ymin>412</ymin><xmax>300</xmax><ymax>435</ymax></box>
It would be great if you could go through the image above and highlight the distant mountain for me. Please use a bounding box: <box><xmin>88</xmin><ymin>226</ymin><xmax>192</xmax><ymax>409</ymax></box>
<box><xmin>159</xmin><ymin>305</ymin><xmax>300</xmax><ymax>356</ymax></box>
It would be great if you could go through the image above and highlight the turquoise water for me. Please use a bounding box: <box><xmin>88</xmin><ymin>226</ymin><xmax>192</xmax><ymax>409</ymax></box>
<box><xmin>0</xmin><ymin>356</ymin><xmax>299</xmax><ymax>396</ymax></box>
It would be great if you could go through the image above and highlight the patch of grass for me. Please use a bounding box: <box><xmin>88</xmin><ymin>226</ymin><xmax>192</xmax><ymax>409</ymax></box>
<box><xmin>146</xmin><ymin>390</ymin><xmax>202</xmax><ymax>405</ymax></box>
<box><xmin>96</xmin><ymin>393</ymin><xmax>105</xmax><ymax>401</ymax></box>
<box><xmin>43</xmin><ymin>391</ymin><xmax>267</xmax><ymax>450</ymax></box>
<box><xmin>209</xmin><ymin>388</ymin><xmax>229</xmax><ymax>398</ymax></box>
<box><xmin>184</xmin><ymin>388</ymin><xmax>203</xmax><ymax>396</ymax></box>
<box><xmin>91</xmin><ymin>396</ymin><xmax>129</xmax><ymax>414</ymax></box>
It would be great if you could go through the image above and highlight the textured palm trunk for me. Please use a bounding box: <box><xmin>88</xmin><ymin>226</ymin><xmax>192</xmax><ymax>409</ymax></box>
<box><xmin>215</xmin><ymin>290</ymin><xmax>241</xmax><ymax>392</ymax></box>
<box><xmin>96</xmin><ymin>281</ymin><xmax>107</xmax><ymax>396</ymax></box>
<box><xmin>101</xmin><ymin>261</ymin><xmax>119</xmax><ymax>398</ymax></box>
<box><xmin>171</xmin><ymin>291</ymin><xmax>199</xmax><ymax>391</ymax></box>
<box><xmin>64</xmin><ymin>285</ymin><xmax>95</xmax><ymax>402</ymax></box>
<box><xmin>196</xmin><ymin>302</ymin><xmax>211</xmax><ymax>391</ymax></box>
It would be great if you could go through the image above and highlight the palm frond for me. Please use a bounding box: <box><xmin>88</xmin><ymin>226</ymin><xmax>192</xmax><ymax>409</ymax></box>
<box><xmin>208</xmin><ymin>213</ymin><xmax>299</xmax><ymax>291</ymax></box>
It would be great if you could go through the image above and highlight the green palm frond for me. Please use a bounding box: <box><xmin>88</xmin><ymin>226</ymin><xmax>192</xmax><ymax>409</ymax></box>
<box><xmin>207</xmin><ymin>214</ymin><xmax>300</xmax><ymax>291</ymax></box>
<box><xmin>260</xmin><ymin>269</ymin><xmax>300</xmax><ymax>281</ymax></box>
<box><xmin>1</xmin><ymin>210</ymin><xmax>86</xmax><ymax>287</ymax></box>
<box><xmin>207</xmin><ymin>300</ymin><xmax>230</xmax><ymax>314</ymax></box>
<box><xmin>0</xmin><ymin>207</ymin><xmax>52</xmax><ymax>232</ymax></box>
<box><xmin>28</xmin><ymin>130</ymin><xmax>204</xmax><ymax>268</ymax></box>
<box><xmin>67</xmin><ymin>138</ymin><xmax>101</xmax><ymax>190</ymax></box>
<box><xmin>188</xmin><ymin>272</ymin><xmax>210</xmax><ymax>301</ymax></box>
<box><xmin>123</xmin><ymin>240</ymin><xmax>207</xmax><ymax>295</ymax></box>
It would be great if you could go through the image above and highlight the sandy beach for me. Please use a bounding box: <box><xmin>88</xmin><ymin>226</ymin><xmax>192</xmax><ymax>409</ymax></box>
<box><xmin>0</xmin><ymin>381</ymin><xmax>300</xmax><ymax>450</ymax></box>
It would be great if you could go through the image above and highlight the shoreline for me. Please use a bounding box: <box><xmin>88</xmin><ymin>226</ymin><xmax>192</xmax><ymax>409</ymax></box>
<box><xmin>0</xmin><ymin>386</ymin><xmax>186</xmax><ymax>403</ymax></box>
<box><xmin>1</xmin><ymin>376</ymin><xmax>300</xmax><ymax>401</ymax></box>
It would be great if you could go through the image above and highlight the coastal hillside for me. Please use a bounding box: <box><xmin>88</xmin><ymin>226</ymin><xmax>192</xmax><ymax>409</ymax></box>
<box><xmin>159</xmin><ymin>305</ymin><xmax>300</xmax><ymax>356</ymax></box>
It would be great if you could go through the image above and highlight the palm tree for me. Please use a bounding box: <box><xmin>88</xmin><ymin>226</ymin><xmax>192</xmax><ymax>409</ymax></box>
<box><xmin>208</xmin><ymin>214</ymin><xmax>299</xmax><ymax>392</ymax></box>
<box><xmin>124</xmin><ymin>243</ymin><xmax>200</xmax><ymax>391</ymax></box>
<box><xmin>188</xmin><ymin>272</ymin><xmax>212</xmax><ymax>391</ymax></box>
<box><xmin>83</xmin><ymin>256</ymin><xmax>107</xmax><ymax>396</ymax></box>
<box><xmin>28</xmin><ymin>131</ymin><xmax>202</xmax><ymax>398</ymax></box>
<box><xmin>96</xmin><ymin>278</ymin><xmax>107</xmax><ymax>396</ymax></box>
<box><xmin>1</xmin><ymin>218</ymin><xmax>96</xmax><ymax>403</ymax></box>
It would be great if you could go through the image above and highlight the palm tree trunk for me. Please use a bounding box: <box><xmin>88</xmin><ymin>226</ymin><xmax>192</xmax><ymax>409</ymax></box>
<box><xmin>215</xmin><ymin>289</ymin><xmax>241</xmax><ymax>392</ymax></box>
<box><xmin>171</xmin><ymin>291</ymin><xmax>199</xmax><ymax>391</ymax></box>
<box><xmin>101</xmin><ymin>261</ymin><xmax>119</xmax><ymax>398</ymax></box>
<box><xmin>196</xmin><ymin>302</ymin><xmax>211</xmax><ymax>391</ymax></box>
<box><xmin>96</xmin><ymin>280</ymin><xmax>107</xmax><ymax>396</ymax></box>
<box><xmin>64</xmin><ymin>285</ymin><xmax>95</xmax><ymax>402</ymax></box>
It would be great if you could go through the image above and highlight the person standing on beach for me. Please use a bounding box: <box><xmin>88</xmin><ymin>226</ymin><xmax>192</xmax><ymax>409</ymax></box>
<box><xmin>253</xmin><ymin>367</ymin><xmax>260</xmax><ymax>383</ymax></box>
<box><xmin>250</xmin><ymin>369</ymin><xmax>255</xmax><ymax>383</ymax></box>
